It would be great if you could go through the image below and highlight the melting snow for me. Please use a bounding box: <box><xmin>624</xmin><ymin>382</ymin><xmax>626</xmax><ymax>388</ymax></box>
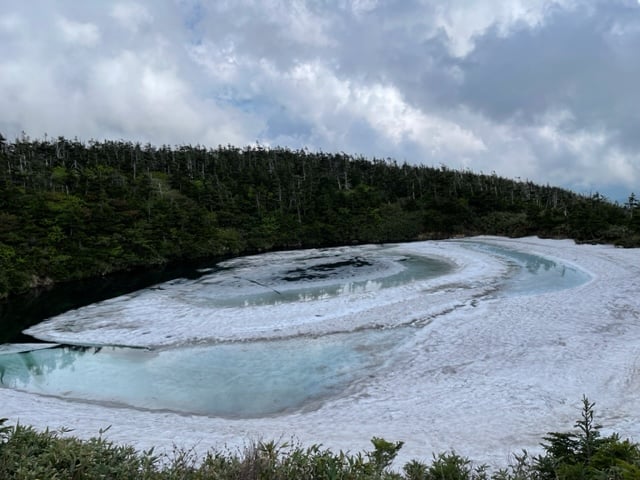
<box><xmin>2</xmin><ymin>236</ymin><xmax>639</xmax><ymax>468</ymax></box>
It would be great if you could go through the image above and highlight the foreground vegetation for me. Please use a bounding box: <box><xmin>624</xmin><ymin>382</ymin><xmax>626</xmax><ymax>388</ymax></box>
<box><xmin>1</xmin><ymin>134</ymin><xmax>639</xmax><ymax>298</ymax></box>
<box><xmin>2</xmin><ymin>398</ymin><xmax>640</xmax><ymax>479</ymax></box>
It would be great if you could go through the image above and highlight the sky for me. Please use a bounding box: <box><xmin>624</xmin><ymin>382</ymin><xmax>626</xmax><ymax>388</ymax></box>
<box><xmin>1</xmin><ymin>1</ymin><xmax>639</xmax><ymax>202</ymax></box>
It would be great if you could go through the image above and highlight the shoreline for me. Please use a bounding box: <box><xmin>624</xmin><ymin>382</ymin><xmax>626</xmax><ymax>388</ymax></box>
<box><xmin>2</xmin><ymin>236</ymin><xmax>640</xmax><ymax>468</ymax></box>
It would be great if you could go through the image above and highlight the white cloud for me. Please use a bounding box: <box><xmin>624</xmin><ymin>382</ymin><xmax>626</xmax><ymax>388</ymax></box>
<box><xmin>350</xmin><ymin>83</ymin><xmax>486</xmax><ymax>155</ymax></box>
<box><xmin>434</xmin><ymin>0</ymin><xmax>576</xmax><ymax>57</ymax></box>
<box><xmin>56</xmin><ymin>16</ymin><xmax>100</xmax><ymax>46</ymax></box>
<box><xmin>0</xmin><ymin>12</ymin><xmax>23</xmax><ymax>33</ymax></box>
<box><xmin>85</xmin><ymin>49</ymin><xmax>262</xmax><ymax>146</ymax></box>
<box><xmin>0</xmin><ymin>0</ymin><xmax>639</xmax><ymax>200</ymax></box>
<box><xmin>533</xmin><ymin>110</ymin><xmax>598</xmax><ymax>154</ymax></box>
<box><xmin>527</xmin><ymin>110</ymin><xmax>638</xmax><ymax>189</ymax></box>
<box><xmin>276</xmin><ymin>0</ymin><xmax>334</xmax><ymax>46</ymax></box>
<box><xmin>247</xmin><ymin>60</ymin><xmax>487</xmax><ymax>160</ymax></box>
<box><xmin>349</xmin><ymin>0</ymin><xmax>379</xmax><ymax>16</ymax></box>
<box><xmin>188</xmin><ymin>40</ymin><xmax>240</xmax><ymax>83</ymax></box>
<box><xmin>110</xmin><ymin>3</ymin><xmax>153</xmax><ymax>33</ymax></box>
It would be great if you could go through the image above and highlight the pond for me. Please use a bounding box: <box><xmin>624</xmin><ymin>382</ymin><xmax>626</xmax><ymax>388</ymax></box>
<box><xmin>459</xmin><ymin>240</ymin><xmax>590</xmax><ymax>296</ymax></box>
<box><xmin>0</xmin><ymin>240</ymin><xmax>590</xmax><ymax>417</ymax></box>
<box><xmin>0</xmin><ymin>329</ymin><xmax>405</xmax><ymax>417</ymax></box>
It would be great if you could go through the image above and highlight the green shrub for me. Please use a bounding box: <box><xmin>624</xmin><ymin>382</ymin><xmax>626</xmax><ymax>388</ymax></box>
<box><xmin>534</xmin><ymin>396</ymin><xmax>640</xmax><ymax>480</ymax></box>
<box><xmin>1</xmin><ymin>397</ymin><xmax>639</xmax><ymax>479</ymax></box>
<box><xmin>0</xmin><ymin>423</ymin><xmax>161</xmax><ymax>479</ymax></box>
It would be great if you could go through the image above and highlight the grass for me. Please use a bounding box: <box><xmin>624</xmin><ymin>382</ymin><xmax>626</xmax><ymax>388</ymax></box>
<box><xmin>1</xmin><ymin>398</ymin><xmax>640</xmax><ymax>479</ymax></box>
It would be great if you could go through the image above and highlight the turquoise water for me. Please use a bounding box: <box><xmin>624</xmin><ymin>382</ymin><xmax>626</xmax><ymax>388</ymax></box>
<box><xmin>459</xmin><ymin>241</ymin><xmax>590</xmax><ymax>296</ymax></box>
<box><xmin>188</xmin><ymin>254</ymin><xmax>452</xmax><ymax>307</ymax></box>
<box><xmin>0</xmin><ymin>330</ymin><xmax>402</xmax><ymax>417</ymax></box>
<box><xmin>0</xmin><ymin>242</ymin><xmax>590</xmax><ymax>417</ymax></box>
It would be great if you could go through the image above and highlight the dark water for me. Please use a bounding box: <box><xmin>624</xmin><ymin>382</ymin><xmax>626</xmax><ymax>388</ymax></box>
<box><xmin>0</xmin><ymin>258</ymin><xmax>225</xmax><ymax>344</ymax></box>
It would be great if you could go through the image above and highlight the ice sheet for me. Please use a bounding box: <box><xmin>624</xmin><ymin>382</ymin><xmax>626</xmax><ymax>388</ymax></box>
<box><xmin>23</xmin><ymin>242</ymin><xmax>496</xmax><ymax>346</ymax></box>
<box><xmin>0</xmin><ymin>343</ymin><xmax>59</xmax><ymax>354</ymax></box>
<box><xmin>2</xmin><ymin>236</ymin><xmax>639</xmax><ymax>469</ymax></box>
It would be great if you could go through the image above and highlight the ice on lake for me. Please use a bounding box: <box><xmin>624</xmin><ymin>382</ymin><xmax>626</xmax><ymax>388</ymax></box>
<box><xmin>461</xmin><ymin>241</ymin><xmax>589</xmax><ymax>296</ymax></box>
<box><xmin>1</xmin><ymin>240</ymin><xmax>589</xmax><ymax>418</ymax></box>
<box><xmin>5</xmin><ymin>236</ymin><xmax>638</xmax><ymax>468</ymax></box>
<box><xmin>0</xmin><ymin>330</ymin><xmax>406</xmax><ymax>417</ymax></box>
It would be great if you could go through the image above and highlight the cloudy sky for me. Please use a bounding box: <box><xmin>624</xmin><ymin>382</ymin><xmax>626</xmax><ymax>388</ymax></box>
<box><xmin>1</xmin><ymin>1</ymin><xmax>639</xmax><ymax>201</ymax></box>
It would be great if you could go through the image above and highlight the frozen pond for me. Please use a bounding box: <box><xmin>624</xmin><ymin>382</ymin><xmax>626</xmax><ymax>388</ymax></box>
<box><xmin>459</xmin><ymin>241</ymin><xmax>589</xmax><ymax>296</ymax></box>
<box><xmin>5</xmin><ymin>236</ymin><xmax>638</xmax><ymax>468</ymax></box>
<box><xmin>0</xmin><ymin>330</ymin><xmax>406</xmax><ymax>417</ymax></box>
<box><xmin>0</xmin><ymin>240</ymin><xmax>590</xmax><ymax>419</ymax></box>
<box><xmin>183</xmin><ymin>251</ymin><xmax>451</xmax><ymax>308</ymax></box>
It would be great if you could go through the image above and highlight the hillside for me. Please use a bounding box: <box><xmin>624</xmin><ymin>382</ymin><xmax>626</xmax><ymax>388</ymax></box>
<box><xmin>1</xmin><ymin>134</ymin><xmax>638</xmax><ymax>298</ymax></box>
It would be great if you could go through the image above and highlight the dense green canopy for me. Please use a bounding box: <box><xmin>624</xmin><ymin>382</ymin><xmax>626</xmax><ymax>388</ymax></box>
<box><xmin>1</xmin><ymin>134</ymin><xmax>638</xmax><ymax>298</ymax></box>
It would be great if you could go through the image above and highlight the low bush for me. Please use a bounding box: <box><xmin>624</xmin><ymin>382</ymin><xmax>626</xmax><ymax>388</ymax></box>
<box><xmin>1</xmin><ymin>398</ymin><xmax>639</xmax><ymax>479</ymax></box>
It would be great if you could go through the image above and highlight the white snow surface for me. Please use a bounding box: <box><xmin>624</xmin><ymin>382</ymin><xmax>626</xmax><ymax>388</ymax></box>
<box><xmin>3</xmin><ymin>236</ymin><xmax>640</xmax><ymax>469</ymax></box>
<box><xmin>24</xmin><ymin>242</ymin><xmax>481</xmax><ymax>346</ymax></box>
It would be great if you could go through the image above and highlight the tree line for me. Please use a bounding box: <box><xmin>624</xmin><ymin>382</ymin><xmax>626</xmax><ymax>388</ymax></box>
<box><xmin>1</xmin><ymin>133</ymin><xmax>638</xmax><ymax>298</ymax></box>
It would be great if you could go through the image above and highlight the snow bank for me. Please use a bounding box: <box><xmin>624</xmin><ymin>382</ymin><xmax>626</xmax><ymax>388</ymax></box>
<box><xmin>2</xmin><ymin>236</ymin><xmax>640</xmax><ymax>468</ymax></box>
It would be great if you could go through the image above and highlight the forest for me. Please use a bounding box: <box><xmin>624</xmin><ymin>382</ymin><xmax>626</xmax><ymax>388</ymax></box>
<box><xmin>1</xmin><ymin>133</ymin><xmax>639</xmax><ymax>299</ymax></box>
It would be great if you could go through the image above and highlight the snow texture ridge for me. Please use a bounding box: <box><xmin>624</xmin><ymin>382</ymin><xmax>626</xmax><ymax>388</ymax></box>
<box><xmin>1</xmin><ymin>236</ymin><xmax>638</xmax><ymax>468</ymax></box>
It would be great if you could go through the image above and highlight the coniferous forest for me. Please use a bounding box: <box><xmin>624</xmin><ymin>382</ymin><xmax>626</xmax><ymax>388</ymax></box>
<box><xmin>1</xmin><ymin>133</ymin><xmax>639</xmax><ymax>299</ymax></box>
